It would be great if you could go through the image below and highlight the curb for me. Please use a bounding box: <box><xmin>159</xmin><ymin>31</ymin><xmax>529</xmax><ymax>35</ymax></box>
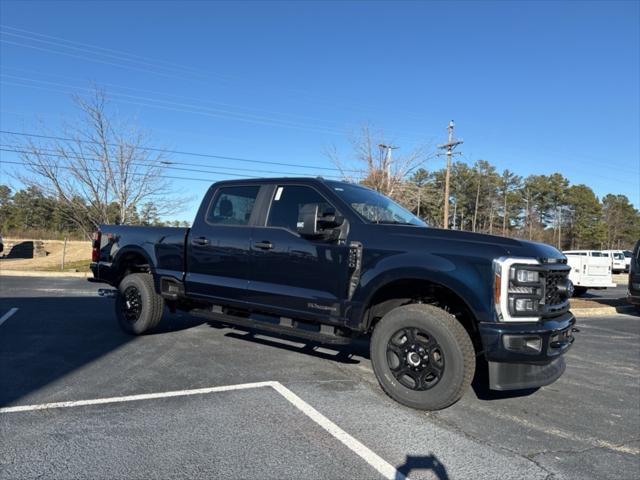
<box><xmin>0</xmin><ymin>270</ymin><xmax>90</xmax><ymax>278</ymax></box>
<box><xmin>572</xmin><ymin>305</ymin><xmax>637</xmax><ymax>317</ymax></box>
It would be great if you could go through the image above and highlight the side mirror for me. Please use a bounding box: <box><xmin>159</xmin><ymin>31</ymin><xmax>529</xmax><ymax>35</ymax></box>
<box><xmin>298</xmin><ymin>203</ymin><xmax>319</xmax><ymax>236</ymax></box>
<box><xmin>318</xmin><ymin>211</ymin><xmax>344</xmax><ymax>229</ymax></box>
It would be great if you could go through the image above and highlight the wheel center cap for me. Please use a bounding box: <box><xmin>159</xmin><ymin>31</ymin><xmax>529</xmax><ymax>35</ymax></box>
<box><xmin>407</xmin><ymin>351</ymin><xmax>421</xmax><ymax>366</ymax></box>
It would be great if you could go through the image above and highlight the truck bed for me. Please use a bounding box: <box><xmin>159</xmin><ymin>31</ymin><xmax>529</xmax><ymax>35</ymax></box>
<box><xmin>92</xmin><ymin>225</ymin><xmax>190</xmax><ymax>285</ymax></box>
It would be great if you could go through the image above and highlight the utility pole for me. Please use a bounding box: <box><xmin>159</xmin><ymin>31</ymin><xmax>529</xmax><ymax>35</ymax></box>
<box><xmin>557</xmin><ymin>205</ymin><xmax>562</xmax><ymax>249</ymax></box>
<box><xmin>378</xmin><ymin>143</ymin><xmax>398</xmax><ymax>193</ymax></box>
<box><xmin>437</xmin><ymin>121</ymin><xmax>463</xmax><ymax>229</ymax></box>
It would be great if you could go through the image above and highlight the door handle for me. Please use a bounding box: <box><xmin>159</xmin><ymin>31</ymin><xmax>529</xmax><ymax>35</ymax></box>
<box><xmin>254</xmin><ymin>241</ymin><xmax>273</xmax><ymax>250</ymax></box>
<box><xmin>191</xmin><ymin>236</ymin><xmax>209</xmax><ymax>246</ymax></box>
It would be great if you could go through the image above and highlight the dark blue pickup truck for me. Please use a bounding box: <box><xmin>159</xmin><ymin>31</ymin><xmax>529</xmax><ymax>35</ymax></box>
<box><xmin>90</xmin><ymin>177</ymin><xmax>576</xmax><ymax>410</ymax></box>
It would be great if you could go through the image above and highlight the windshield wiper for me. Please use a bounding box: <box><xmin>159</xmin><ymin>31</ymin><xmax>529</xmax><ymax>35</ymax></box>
<box><xmin>372</xmin><ymin>220</ymin><xmax>415</xmax><ymax>225</ymax></box>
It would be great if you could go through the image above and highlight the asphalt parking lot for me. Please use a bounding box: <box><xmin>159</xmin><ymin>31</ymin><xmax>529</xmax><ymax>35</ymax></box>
<box><xmin>1</xmin><ymin>276</ymin><xmax>639</xmax><ymax>480</ymax></box>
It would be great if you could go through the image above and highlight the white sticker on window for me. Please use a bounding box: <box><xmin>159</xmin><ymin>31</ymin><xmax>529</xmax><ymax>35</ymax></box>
<box><xmin>296</xmin><ymin>221</ymin><xmax>304</xmax><ymax>228</ymax></box>
<box><xmin>274</xmin><ymin>186</ymin><xmax>284</xmax><ymax>201</ymax></box>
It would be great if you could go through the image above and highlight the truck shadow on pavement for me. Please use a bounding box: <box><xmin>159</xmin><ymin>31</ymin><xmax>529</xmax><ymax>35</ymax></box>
<box><xmin>0</xmin><ymin>296</ymin><xmax>134</xmax><ymax>408</ymax></box>
<box><xmin>205</xmin><ymin>320</ymin><xmax>540</xmax><ymax>403</ymax></box>
<box><xmin>0</xmin><ymin>296</ymin><xmax>204</xmax><ymax>408</ymax></box>
<box><xmin>206</xmin><ymin>319</ymin><xmax>368</xmax><ymax>365</ymax></box>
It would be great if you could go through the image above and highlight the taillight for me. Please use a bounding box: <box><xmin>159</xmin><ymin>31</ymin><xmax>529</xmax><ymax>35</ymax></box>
<box><xmin>92</xmin><ymin>230</ymin><xmax>101</xmax><ymax>262</ymax></box>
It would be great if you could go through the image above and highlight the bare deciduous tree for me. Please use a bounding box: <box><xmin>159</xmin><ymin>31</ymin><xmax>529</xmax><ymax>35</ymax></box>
<box><xmin>12</xmin><ymin>88</ymin><xmax>184</xmax><ymax>238</ymax></box>
<box><xmin>325</xmin><ymin>124</ymin><xmax>434</xmax><ymax>201</ymax></box>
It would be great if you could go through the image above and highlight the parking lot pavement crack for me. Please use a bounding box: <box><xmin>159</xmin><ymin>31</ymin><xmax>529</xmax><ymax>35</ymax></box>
<box><xmin>526</xmin><ymin>436</ymin><xmax>640</xmax><ymax>458</ymax></box>
<box><xmin>428</xmin><ymin>412</ymin><xmax>558</xmax><ymax>479</ymax></box>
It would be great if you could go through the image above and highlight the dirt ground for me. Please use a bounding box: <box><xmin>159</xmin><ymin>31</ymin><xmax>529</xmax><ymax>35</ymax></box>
<box><xmin>0</xmin><ymin>239</ymin><xmax>91</xmax><ymax>271</ymax></box>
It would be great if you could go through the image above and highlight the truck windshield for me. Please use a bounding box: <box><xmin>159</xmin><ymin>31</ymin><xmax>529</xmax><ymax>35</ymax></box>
<box><xmin>329</xmin><ymin>182</ymin><xmax>426</xmax><ymax>226</ymax></box>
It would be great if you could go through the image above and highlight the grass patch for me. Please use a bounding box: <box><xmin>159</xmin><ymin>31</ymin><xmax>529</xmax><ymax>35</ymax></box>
<box><xmin>34</xmin><ymin>259</ymin><xmax>92</xmax><ymax>272</ymax></box>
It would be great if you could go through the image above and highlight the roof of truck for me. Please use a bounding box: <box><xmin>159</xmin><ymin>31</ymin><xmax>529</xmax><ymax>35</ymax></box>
<box><xmin>212</xmin><ymin>176</ymin><xmax>342</xmax><ymax>185</ymax></box>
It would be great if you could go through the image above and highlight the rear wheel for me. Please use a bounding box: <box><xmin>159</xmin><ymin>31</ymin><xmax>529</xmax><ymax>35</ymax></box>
<box><xmin>115</xmin><ymin>273</ymin><xmax>164</xmax><ymax>335</ymax></box>
<box><xmin>370</xmin><ymin>304</ymin><xmax>475</xmax><ymax>410</ymax></box>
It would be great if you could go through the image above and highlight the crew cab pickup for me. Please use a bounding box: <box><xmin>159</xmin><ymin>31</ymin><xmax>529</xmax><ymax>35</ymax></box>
<box><xmin>90</xmin><ymin>177</ymin><xmax>576</xmax><ymax>410</ymax></box>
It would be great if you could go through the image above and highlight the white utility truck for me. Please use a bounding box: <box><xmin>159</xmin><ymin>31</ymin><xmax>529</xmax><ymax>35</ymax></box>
<box><xmin>563</xmin><ymin>250</ymin><xmax>616</xmax><ymax>297</ymax></box>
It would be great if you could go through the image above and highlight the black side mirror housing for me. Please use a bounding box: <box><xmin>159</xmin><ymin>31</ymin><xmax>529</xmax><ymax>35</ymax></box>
<box><xmin>298</xmin><ymin>203</ymin><xmax>319</xmax><ymax>236</ymax></box>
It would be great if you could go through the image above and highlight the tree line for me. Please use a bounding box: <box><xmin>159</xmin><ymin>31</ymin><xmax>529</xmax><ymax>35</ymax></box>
<box><xmin>329</xmin><ymin>125</ymin><xmax>638</xmax><ymax>251</ymax></box>
<box><xmin>0</xmin><ymin>184</ymin><xmax>189</xmax><ymax>240</ymax></box>
<box><xmin>377</xmin><ymin>162</ymin><xmax>638</xmax><ymax>251</ymax></box>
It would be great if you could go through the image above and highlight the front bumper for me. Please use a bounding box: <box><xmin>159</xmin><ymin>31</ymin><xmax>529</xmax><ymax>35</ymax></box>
<box><xmin>479</xmin><ymin>312</ymin><xmax>576</xmax><ymax>390</ymax></box>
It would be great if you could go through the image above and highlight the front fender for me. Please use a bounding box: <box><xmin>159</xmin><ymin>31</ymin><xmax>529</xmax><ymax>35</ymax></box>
<box><xmin>349</xmin><ymin>252</ymin><xmax>495</xmax><ymax>329</ymax></box>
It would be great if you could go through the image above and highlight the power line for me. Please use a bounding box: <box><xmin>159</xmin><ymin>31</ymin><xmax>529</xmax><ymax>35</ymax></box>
<box><xmin>0</xmin><ymin>145</ymin><xmax>347</xmax><ymax>179</ymax></box>
<box><xmin>0</xmin><ymin>38</ymin><xmax>204</xmax><ymax>84</ymax></box>
<box><xmin>1</xmin><ymin>66</ymin><xmax>362</xmax><ymax>132</ymax></box>
<box><xmin>0</xmin><ymin>78</ymin><xmax>349</xmax><ymax>137</ymax></box>
<box><xmin>0</xmin><ymin>24</ymin><xmax>435</xmax><ymax>126</ymax></box>
<box><xmin>0</xmin><ymin>27</ymin><xmax>210</xmax><ymax>79</ymax></box>
<box><xmin>0</xmin><ymin>158</ymin><xmax>222</xmax><ymax>183</ymax></box>
<box><xmin>0</xmin><ymin>73</ymin><xmax>432</xmax><ymax>143</ymax></box>
<box><xmin>0</xmin><ymin>129</ymin><xmax>359</xmax><ymax>172</ymax></box>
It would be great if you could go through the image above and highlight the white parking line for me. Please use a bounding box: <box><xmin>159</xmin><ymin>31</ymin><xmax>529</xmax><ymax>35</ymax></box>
<box><xmin>0</xmin><ymin>381</ymin><xmax>274</xmax><ymax>413</ymax></box>
<box><xmin>0</xmin><ymin>307</ymin><xmax>18</xmax><ymax>327</ymax></box>
<box><xmin>0</xmin><ymin>380</ymin><xmax>407</xmax><ymax>480</ymax></box>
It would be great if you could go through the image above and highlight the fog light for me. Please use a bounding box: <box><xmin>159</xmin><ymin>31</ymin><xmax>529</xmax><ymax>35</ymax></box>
<box><xmin>516</xmin><ymin>269</ymin><xmax>539</xmax><ymax>283</ymax></box>
<box><xmin>503</xmin><ymin>334</ymin><xmax>543</xmax><ymax>353</ymax></box>
<box><xmin>524</xmin><ymin>337</ymin><xmax>542</xmax><ymax>352</ymax></box>
<box><xmin>515</xmin><ymin>298</ymin><xmax>537</xmax><ymax>312</ymax></box>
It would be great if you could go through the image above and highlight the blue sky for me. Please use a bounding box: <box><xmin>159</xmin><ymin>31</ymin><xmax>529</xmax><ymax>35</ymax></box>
<box><xmin>1</xmin><ymin>0</ymin><xmax>638</xmax><ymax>220</ymax></box>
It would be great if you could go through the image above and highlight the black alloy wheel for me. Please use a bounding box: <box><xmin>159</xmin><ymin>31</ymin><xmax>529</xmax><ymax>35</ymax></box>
<box><xmin>386</xmin><ymin>327</ymin><xmax>445</xmax><ymax>391</ymax></box>
<box><xmin>121</xmin><ymin>285</ymin><xmax>143</xmax><ymax>324</ymax></box>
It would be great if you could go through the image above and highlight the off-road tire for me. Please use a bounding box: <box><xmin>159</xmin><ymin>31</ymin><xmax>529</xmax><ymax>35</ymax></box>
<box><xmin>115</xmin><ymin>273</ymin><xmax>164</xmax><ymax>335</ymax></box>
<box><xmin>370</xmin><ymin>304</ymin><xmax>475</xmax><ymax>410</ymax></box>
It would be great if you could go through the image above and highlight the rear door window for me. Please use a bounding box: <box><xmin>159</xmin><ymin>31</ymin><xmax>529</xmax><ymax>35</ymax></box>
<box><xmin>207</xmin><ymin>185</ymin><xmax>260</xmax><ymax>225</ymax></box>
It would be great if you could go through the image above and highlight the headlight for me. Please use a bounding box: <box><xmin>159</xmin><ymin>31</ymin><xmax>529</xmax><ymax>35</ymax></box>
<box><xmin>515</xmin><ymin>269</ymin><xmax>539</xmax><ymax>283</ymax></box>
<box><xmin>514</xmin><ymin>298</ymin><xmax>537</xmax><ymax>312</ymax></box>
<box><xmin>494</xmin><ymin>258</ymin><xmax>544</xmax><ymax>322</ymax></box>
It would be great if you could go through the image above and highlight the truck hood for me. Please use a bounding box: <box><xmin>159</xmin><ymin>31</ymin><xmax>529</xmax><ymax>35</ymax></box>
<box><xmin>383</xmin><ymin>225</ymin><xmax>565</xmax><ymax>261</ymax></box>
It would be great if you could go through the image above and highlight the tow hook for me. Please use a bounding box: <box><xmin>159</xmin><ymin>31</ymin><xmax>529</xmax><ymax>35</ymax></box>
<box><xmin>98</xmin><ymin>288</ymin><xmax>118</xmax><ymax>298</ymax></box>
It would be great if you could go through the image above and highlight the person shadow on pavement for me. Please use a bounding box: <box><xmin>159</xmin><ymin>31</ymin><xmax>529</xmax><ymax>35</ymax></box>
<box><xmin>396</xmin><ymin>453</ymin><xmax>449</xmax><ymax>480</ymax></box>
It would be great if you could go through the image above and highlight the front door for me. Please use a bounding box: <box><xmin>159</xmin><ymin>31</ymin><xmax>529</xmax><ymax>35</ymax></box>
<box><xmin>186</xmin><ymin>184</ymin><xmax>261</xmax><ymax>303</ymax></box>
<box><xmin>246</xmin><ymin>184</ymin><xmax>350</xmax><ymax>321</ymax></box>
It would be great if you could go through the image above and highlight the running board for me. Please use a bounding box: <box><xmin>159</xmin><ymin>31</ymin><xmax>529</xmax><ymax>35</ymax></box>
<box><xmin>191</xmin><ymin>308</ymin><xmax>352</xmax><ymax>345</ymax></box>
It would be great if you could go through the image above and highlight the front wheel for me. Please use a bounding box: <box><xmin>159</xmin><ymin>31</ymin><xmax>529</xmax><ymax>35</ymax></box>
<box><xmin>370</xmin><ymin>304</ymin><xmax>475</xmax><ymax>410</ymax></box>
<box><xmin>115</xmin><ymin>273</ymin><xmax>164</xmax><ymax>335</ymax></box>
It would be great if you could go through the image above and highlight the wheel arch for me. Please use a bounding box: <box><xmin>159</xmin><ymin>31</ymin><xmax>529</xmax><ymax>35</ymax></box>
<box><xmin>353</xmin><ymin>271</ymin><xmax>490</xmax><ymax>352</ymax></box>
<box><xmin>112</xmin><ymin>246</ymin><xmax>156</xmax><ymax>286</ymax></box>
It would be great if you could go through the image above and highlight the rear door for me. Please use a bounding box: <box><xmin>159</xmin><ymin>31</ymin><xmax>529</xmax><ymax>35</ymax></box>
<box><xmin>245</xmin><ymin>184</ymin><xmax>350</xmax><ymax>321</ymax></box>
<box><xmin>185</xmin><ymin>184</ymin><xmax>262</xmax><ymax>303</ymax></box>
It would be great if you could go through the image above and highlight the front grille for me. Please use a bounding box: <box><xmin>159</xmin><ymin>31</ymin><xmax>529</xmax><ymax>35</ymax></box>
<box><xmin>545</xmin><ymin>269</ymin><xmax>569</xmax><ymax>306</ymax></box>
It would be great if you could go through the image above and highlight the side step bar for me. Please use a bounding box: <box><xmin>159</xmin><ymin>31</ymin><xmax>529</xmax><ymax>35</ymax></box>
<box><xmin>191</xmin><ymin>308</ymin><xmax>352</xmax><ymax>346</ymax></box>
